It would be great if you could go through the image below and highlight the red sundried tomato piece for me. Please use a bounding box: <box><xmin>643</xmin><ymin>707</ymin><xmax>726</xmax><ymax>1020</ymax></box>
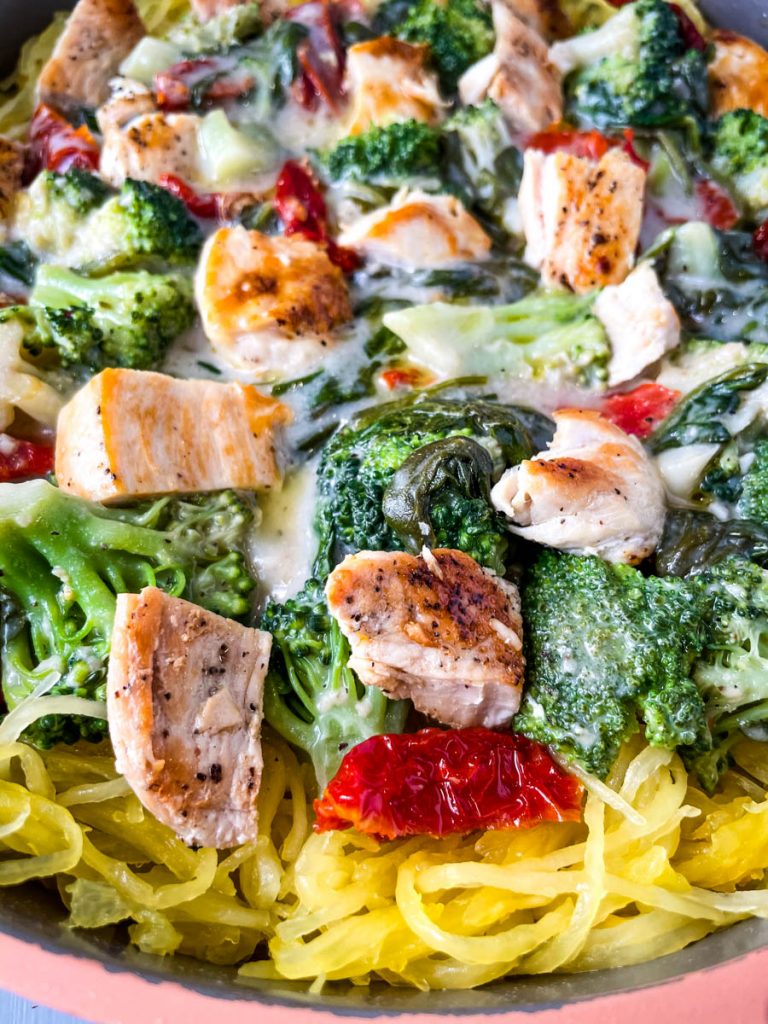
<box><xmin>155</xmin><ymin>57</ymin><xmax>255</xmax><ymax>111</ymax></box>
<box><xmin>157</xmin><ymin>174</ymin><xmax>222</xmax><ymax>219</ymax></box>
<box><xmin>27</xmin><ymin>104</ymin><xmax>100</xmax><ymax>177</ymax></box>
<box><xmin>275</xmin><ymin>159</ymin><xmax>328</xmax><ymax>240</ymax></box>
<box><xmin>754</xmin><ymin>221</ymin><xmax>768</xmax><ymax>263</ymax></box>
<box><xmin>0</xmin><ymin>435</ymin><xmax>54</xmax><ymax>483</ymax></box>
<box><xmin>602</xmin><ymin>383</ymin><xmax>681</xmax><ymax>439</ymax></box>
<box><xmin>274</xmin><ymin>160</ymin><xmax>359</xmax><ymax>270</ymax></box>
<box><xmin>621</xmin><ymin>128</ymin><xmax>650</xmax><ymax>171</ymax></box>
<box><xmin>526</xmin><ymin>127</ymin><xmax>613</xmax><ymax>161</ymax></box>
<box><xmin>380</xmin><ymin>367</ymin><xmax>428</xmax><ymax>391</ymax></box>
<box><xmin>695</xmin><ymin>179</ymin><xmax>739</xmax><ymax>230</ymax></box>
<box><xmin>669</xmin><ymin>4</ymin><xmax>707</xmax><ymax>52</ymax></box>
<box><xmin>314</xmin><ymin>728</ymin><xmax>584</xmax><ymax>840</ymax></box>
<box><xmin>287</xmin><ymin>0</ymin><xmax>346</xmax><ymax>112</ymax></box>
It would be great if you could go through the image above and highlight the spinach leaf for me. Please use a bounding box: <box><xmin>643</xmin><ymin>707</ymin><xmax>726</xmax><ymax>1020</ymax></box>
<box><xmin>648</xmin><ymin>364</ymin><xmax>768</xmax><ymax>453</ymax></box>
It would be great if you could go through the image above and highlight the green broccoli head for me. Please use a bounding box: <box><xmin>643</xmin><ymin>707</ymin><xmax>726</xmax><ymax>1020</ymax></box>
<box><xmin>563</xmin><ymin>0</ymin><xmax>709</xmax><ymax>131</ymax></box>
<box><xmin>373</xmin><ymin>0</ymin><xmax>494</xmax><ymax>93</ymax></box>
<box><xmin>13</xmin><ymin>171</ymin><xmax>108</xmax><ymax>263</ymax></box>
<box><xmin>384</xmin><ymin>291</ymin><xmax>610</xmax><ymax>389</ymax></box>
<box><xmin>710</xmin><ymin>109</ymin><xmax>768</xmax><ymax>217</ymax></box>
<box><xmin>514</xmin><ymin>549</ymin><xmax>710</xmax><ymax>778</ymax></box>
<box><xmin>262</xmin><ymin>578</ymin><xmax>408</xmax><ymax>790</ymax></box>
<box><xmin>687</xmin><ymin>557</ymin><xmax>768</xmax><ymax>790</ymax></box>
<box><xmin>0</xmin><ymin>481</ymin><xmax>257</xmax><ymax>749</ymax></box>
<box><xmin>320</xmin><ymin>120</ymin><xmax>442</xmax><ymax>184</ymax></box>
<box><xmin>14</xmin><ymin>173</ymin><xmax>202</xmax><ymax>273</ymax></box>
<box><xmin>28</xmin><ymin>264</ymin><xmax>195</xmax><ymax>375</ymax></box>
<box><xmin>46</xmin><ymin>168</ymin><xmax>111</xmax><ymax>215</ymax></box>
<box><xmin>313</xmin><ymin>393</ymin><xmax>534</xmax><ymax>578</ymax></box>
<box><xmin>85</xmin><ymin>179</ymin><xmax>204</xmax><ymax>272</ymax></box>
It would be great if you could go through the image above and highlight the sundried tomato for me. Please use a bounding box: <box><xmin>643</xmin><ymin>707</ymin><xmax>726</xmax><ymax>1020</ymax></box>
<box><xmin>602</xmin><ymin>382</ymin><xmax>681</xmax><ymax>438</ymax></box>
<box><xmin>314</xmin><ymin>727</ymin><xmax>584</xmax><ymax>840</ymax></box>
<box><xmin>0</xmin><ymin>435</ymin><xmax>54</xmax><ymax>483</ymax></box>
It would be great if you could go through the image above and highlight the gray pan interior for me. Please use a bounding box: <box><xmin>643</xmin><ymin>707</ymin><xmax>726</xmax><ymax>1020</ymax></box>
<box><xmin>0</xmin><ymin>0</ymin><xmax>767</xmax><ymax>1014</ymax></box>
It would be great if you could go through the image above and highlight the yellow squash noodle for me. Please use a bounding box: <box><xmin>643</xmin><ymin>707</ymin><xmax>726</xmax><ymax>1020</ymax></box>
<box><xmin>3</xmin><ymin>731</ymin><xmax>768</xmax><ymax>989</ymax></box>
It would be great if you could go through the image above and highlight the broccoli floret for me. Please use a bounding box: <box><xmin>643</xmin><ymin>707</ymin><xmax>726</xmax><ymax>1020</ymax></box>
<box><xmin>0</xmin><ymin>481</ymin><xmax>257</xmax><ymax>748</ymax></box>
<box><xmin>320</xmin><ymin>120</ymin><xmax>441</xmax><ymax>184</ymax></box>
<box><xmin>313</xmin><ymin>392</ymin><xmax>534</xmax><ymax>577</ymax></box>
<box><xmin>559</xmin><ymin>0</ymin><xmax>708</xmax><ymax>131</ymax></box>
<box><xmin>442</xmin><ymin>100</ymin><xmax>522</xmax><ymax>239</ymax></box>
<box><xmin>514</xmin><ymin>549</ymin><xmax>710</xmax><ymax>778</ymax></box>
<box><xmin>647</xmin><ymin>221</ymin><xmax>768</xmax><ymax>345</ymax></box>
<box><xmin>14</xmin><ymin>174</ymin><xmax>202</xmax><ymax>273</ymax></box>
<box><xmin>384</xmin><ymin>291</ymin><xmax>610</xmax><ymax>389</ymax></box>
<box><xmin>373</xmin><ymin>0</ymin><xmax>494</xmax><ymax>93</ymax></box>
<box><xmin>47</xmin><ymin>168</ymin><xmax>111</xmax><ymax>215</ymax></box>
<box><xmin>13</xmin><ymin>171</ymin><xmax>106</xmax><ymax>264</ymax></box>
<box><xmin>84</xmin><ymin>179</ymin><xmax>204</xmax><ymax>272</ymax></box>
<box><xmin>686</xmin><ymin>558</ymin><xmax>768</xmax><ymax>790</ymax></box>
<box><xmin>710</xmin><ymin>109</ymin><xmax>768</xmax><ymax>217</ymax></box>
<box><xmin>262</xmin><ymin>579</ymin><xmax>408</xmax><ymax>789</ymax></box>
<box><xmin>28</xmin><ymin>264</ymin><xmax>195</xmax><ymax>374</ymax></box>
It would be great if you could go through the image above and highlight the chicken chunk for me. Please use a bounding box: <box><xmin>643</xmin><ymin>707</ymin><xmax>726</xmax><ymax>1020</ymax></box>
<box><xmin>594</xmin><ymin>263</ymin><xmax>681</xmax><ymax>387</ymax></box>
<box><xmin>338</xmin><ymin>190</ymin><xmax>491</xmax><ymax>268</ymax></box>
<box><xmin>99</xmin><ymin>110</ymin><xmax>203</xmax><ymax>189</ymax></box>
<box><xmin>326</xmin><ymin>548</ymin><xmax>525</xmax><ymax>729</ymax></box>
<box><xmin>492</xmin><ymin>409</ymin><xmax>665</xmax><ymax>564</ymax></box>
<box><xmin>0</xmin><ymin>136</ymin><xmax>23</xmax><ymax>227</ymax></box>
<box><xmin>37</xmin><ymin>0</ymin><xmax>145</xmax><ymax>115</ymax></box>
<box><xmin>195</xmin><ymin>226</ymin><xmax>352</xmax><ymax>376</ymax></box>
<box><xmin>108</xmin><ymin>587</ymin><xmax>270</xmax><ymax>848</ymax></box>
<box><xmin>96</xmin><ymin>79</ymin><xmax>156</xmax><ymax>134</ymax></box>
<box><xmin>519</xmin><ymin>146</ymin><xmax>646</xmax><ymax>293</ymax></box>
<box><xmin>344</xmin><ymin>38</ymin><xmax>444</xmax><ymax>135</ymax></box>
<box><xmin>458</xmin><ymin>1</ymin><xmax>562</xmax><ymax>133</ymax></box>
<box><xmin>709</xmin><ymin>30</ymin><xmax>768</xmax><ymax>119</ymax></box>
<box><xmin>55</xmin><ymin>368</ymin><xmax>291</xmax><ymax>503</ymax></box>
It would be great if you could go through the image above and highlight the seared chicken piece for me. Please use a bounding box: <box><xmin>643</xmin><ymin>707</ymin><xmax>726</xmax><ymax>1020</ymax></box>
<box><xmin>492</xmin><ymin>409</ymin><xmax>665</xmax><ymax>564</ymax></box>
<box><xmin>338</xmin><ymin>190</ymin><xmax>491</xmax><ymax>268</ymax></box>
<box><xmin>96</xmin><ymin>79</ymin><xmax>156</xmax><ymax>133</ymax></box>
<box><xmin>0</xmin><ymin>136</ymin><xmax>23</xmax><ymax>228</ymax></box>
<box><xmin>344</xmin><ymin>38</ymin><xmax>444</xmax><ymax>135</ymax></box>
<box><xmin>55</xmin><ymin>368</ymin><xmax>291</xmax><ymax>503</ymax></box>
<box><xmin>191</xmin><ymin>0</ymin><xmax>243</xmax><ymax>20</ymax></box>
<box><xmin>594</xmin><ymin>263</ymin><xmax>681</xmax><ymax>387</ymax></box>
<box><xmin>519</xmin><ymin>146</ymin><xmax>646</xmax><ymax>292</ymax></box>
<box><xmin>99</xmin><ymin>110</ymin><xmax>203</xmax><ymax>189</ymax></box>
<box><xmin>108</xmin><ymin>587</ymin><xmax>270</xmax><ymax>849</ymax></box>
<box><xmin>37</xmin><ymin>0</ymin><xmax>145</xmax><ymax>115</ymax></box>
<box><xmin>327</xmin><ymin>548</ymin><xmax>525</xmax><ymax>729</ymax></box>
<box><xmin>196</xmin><ymin>226</ymin><xmax>352</xmax><ymax>375</ymax></box>
<box><xmin>458</xmin><ymin>0</ymin><xmax>562</xmax><ymax>133</ymax></box>
<box><xmin>709</xmin><ymin>30</ymin><xmax>768</xmax><ymax>118</ymax></box>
